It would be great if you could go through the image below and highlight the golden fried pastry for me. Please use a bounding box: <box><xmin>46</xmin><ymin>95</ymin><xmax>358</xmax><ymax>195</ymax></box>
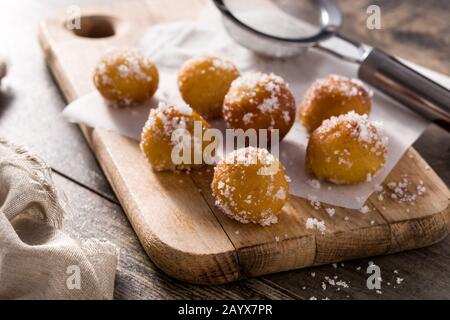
<box><xmin>223</xmin><ymin>72</ymin><xmax>296</xmax><ymax>143</ymax></box>
<box><xmin>306</xmin><ymin>111</ymin><xmax>387</xmax><ymax>184</ymax></box>
<box><xmin>212</xmin><ymin>147</ymin><xmax>289</xmax><ymax>226</ymax></box>
<box><xmin>300</xmin><ymin>75</ymin><xmax>372</xmax><ymax>132</ymax></box>
<box><xmin>93</xmin><ymin>49</ymin><xmax>159</xmax><ymax>106</ymax></box>
<box><xmin>140</xmin><ymin>103</ymin><xmax>210</xmax><ymax>171</ymax></box>
<box><xmin>178</xmin><ymin>56</ymin><xmax>240</xmax><ymax>119</ymax></box>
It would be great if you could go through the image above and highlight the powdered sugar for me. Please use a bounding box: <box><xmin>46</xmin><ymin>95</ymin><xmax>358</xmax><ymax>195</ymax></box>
<box><xmin>275</xmin><ymin>187</ymin><xmax>287</xmax><ymax>200</ymax></box>
<box><xmin>359</xmin><ymin>205</ymin><xmax>371</xmax><ymax>214</ymax></box>
<box><xmin>385</xmin><ymin>178</ymin><xmax>427</xmax><ymax>204</ymax></box>
<box><xmin>328</xmin><ymin>74</ymin><xmax>374</xmax><ymax>97</ymax></box>
<box><xmin>319</xmin><ymin>112</ymin><xmax>388</xmax><ymax>152</ymax></box>
<box><xmin>307</xmin><ymin>179</ymin><xmax>321</xmax><ymax>189</ymax></box>
<box><xmin>325</xmin><ymin>207</ymin><xmax>336</xmax><ymax>217</ymax></box>
<box><xmin>211</xmin><ymin>56</ymin><xmax>236</xmax><ymax>71</ymax></box>
<box><xmin>306</xmin><ymin>218</ymin><xmax>326</xmax><ymax>234</ymax></box>
<box><xmin>95</xmin><ymin>49</ymin><xmax>153</xmax><ymax>84</ymax></box>
<box><xmin>226</xmin><ymin>73</ymin><xmax>282</xmax><ymax>108</ymax></box>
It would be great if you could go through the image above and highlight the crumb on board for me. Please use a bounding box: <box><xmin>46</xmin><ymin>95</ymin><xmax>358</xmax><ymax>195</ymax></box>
<box><xmin>325</xmin><ymin>207</ymin><xmax>336</xmax><ymax>217</ymax></box>
<box><xmin>306</xmin><ymin>218</ymin><xmax>326</xmax><ymax>234</ymax></box>
<box><xmin>359</xmin><ymin>205</ymin><xmax>371</xmax><ymax>214</ymax></box>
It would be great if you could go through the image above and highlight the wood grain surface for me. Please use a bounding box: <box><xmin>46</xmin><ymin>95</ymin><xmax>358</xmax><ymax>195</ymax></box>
<box><xmin>38</xmin><ymin>0</ymin><xmax>449</xmax><ymax>285</ymax></box>
<box><xmin>0</xmin><ymin>0</ymin><xmax>449</xmax><ymax>299</ymax></box>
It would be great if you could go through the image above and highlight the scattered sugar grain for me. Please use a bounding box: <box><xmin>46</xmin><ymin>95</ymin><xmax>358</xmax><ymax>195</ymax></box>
<box><xmin>307</xmin><ymin>179</ymin><xmax>321</xmax><ymax>189</ymax></box>
<box><xmin>306</xmin><ymin>218</ymin><xmax>326</xmax><ymax>234</ymax></box>
<box><xmin>359</xmin><ymin>205</ymin><xmax>371</xmax><ymax>214</ymax></box>
<box><xmin>325</xmin><ymin>207</ymin><xmax>335</xmax><ymax>217</ymax></box>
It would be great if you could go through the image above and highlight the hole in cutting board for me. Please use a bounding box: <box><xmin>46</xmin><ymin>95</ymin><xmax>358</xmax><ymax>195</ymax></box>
<box><xmin>66</xmin><ymin>15</ymin><xmax>116</xmax><ymax>38</ymax></box>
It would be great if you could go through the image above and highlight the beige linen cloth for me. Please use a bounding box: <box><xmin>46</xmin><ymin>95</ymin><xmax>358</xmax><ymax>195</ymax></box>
<box><xmin>0</xmin><ymin>138</ymin><xmax>118</xmax><ymax>299</ymax></box>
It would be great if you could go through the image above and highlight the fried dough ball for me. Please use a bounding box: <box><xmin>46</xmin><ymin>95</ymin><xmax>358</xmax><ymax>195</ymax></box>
<box><xmin>212</xmin><ymin>147</ymin><xmax>289</xmax><ymax>226</ymax></box>
<box><xmin>140</xmin><ymin>103</ymin><xmax>210</xmax><ymax>172</ymax></box>
<box><xmin>93</xmin><ymin>49</ymin><xmax>159</xmax><ymax>106</ymax></box>
<box><xmin>178</xmin><ymin>56</ymin><xmax>240</xmax><ymax>119</ymax></box>
<box><xmin>300</xmin><ymin>75</ymin><xmax>372</xmax><ymax>132</ymax></box>
<box><xmin>306</xmin><ymin>111</ymin><xmax>388</xmax><ymax>184</ymax></box>
<box><xmin>223</xmin><ymin>72</ymin><xmax>296</xmax><ymax>143</ymax></box>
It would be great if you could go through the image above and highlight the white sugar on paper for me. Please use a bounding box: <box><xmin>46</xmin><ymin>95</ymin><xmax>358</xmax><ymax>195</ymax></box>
<box><xmin>62</xmin><ymin>6</ymin><xmax>449</xmax><ymax>209</ymax></box>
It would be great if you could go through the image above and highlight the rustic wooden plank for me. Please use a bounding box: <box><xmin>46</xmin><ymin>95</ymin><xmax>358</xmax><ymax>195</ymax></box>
<box><xmin>414</xmin><ymin>124</ymin><xmax>450</xmax><ymax>185</ymax></box>
<box><xmin>338</xmin><ymin>0</ymin><xmax>450</xmax><ymax>75</ymax></box>
<box><xmin>368</xmin><ymin>149</ymin><xmax>449</xmax><ymax>254</ymax></box>
<box><xmin>370</xmin><ymin>150</ymin><xmax>448</xmax><ymax>222</ymax></box>
<box><xmin>263</xmin><ymin>234</ymin><xmax>450</xmax><ymax>300</ymax></box>
<box><xmin>38</xmin><ymin>0</ymin><xmax>449</xmax><ymax>285</ymax></box>
<box><xmin>288</xmin><ymin>198</ymin><xmax>391</xmax><ymax>265</ymax></box>
<box><xmin>52</xmin><ymin>172</ymin><xmax>294</xmax><ymax>299</ymax></box>
<box><xmin>0</xmin><ymin>0</ymin><xmax>116</xmax><ymax>201</ymax></box>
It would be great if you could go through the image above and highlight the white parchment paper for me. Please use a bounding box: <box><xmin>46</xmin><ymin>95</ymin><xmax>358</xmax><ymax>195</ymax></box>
<box><xmin>63</xmin><ymin>10</ymin><xmax>450</xmax><ymax>209</ymax></box>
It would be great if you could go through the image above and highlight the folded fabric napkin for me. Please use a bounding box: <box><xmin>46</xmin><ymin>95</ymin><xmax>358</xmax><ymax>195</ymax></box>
<box><xmin>0</xmin><ymin>138</ymin><xmax>118</xmax><ymax>299</ymax></box>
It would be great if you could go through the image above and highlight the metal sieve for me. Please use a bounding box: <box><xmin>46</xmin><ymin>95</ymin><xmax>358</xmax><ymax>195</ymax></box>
<box><xmin>213</xmin><ymin>0</ymin><xmax>450</xmax><ymax>130</ymax></box>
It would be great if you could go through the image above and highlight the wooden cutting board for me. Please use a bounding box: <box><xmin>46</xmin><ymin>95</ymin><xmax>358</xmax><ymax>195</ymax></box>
<box><xmin>39</xmin><ymin>0</ymin><xmax>449</xmax><ymax>284</ymax></box>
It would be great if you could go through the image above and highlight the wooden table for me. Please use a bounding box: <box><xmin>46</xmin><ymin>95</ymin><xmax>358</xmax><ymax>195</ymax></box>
<box><xmin>0</xmin><ymin>0</ymin><xmax>449</xmax><ymax>299</ymax></box>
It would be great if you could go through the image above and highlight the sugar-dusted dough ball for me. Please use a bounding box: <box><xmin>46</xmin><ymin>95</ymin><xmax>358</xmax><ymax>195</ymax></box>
<box><xmin>300</xmin><ymin>75</ymin><xmax>372</xmax><ymax>132</ymax></box>
<box><xmin>140</xmin><ymin>103</ymin><xmax>210</xmax><ymax>172</ymax></box>
<box><xmin>93</xmin><ymin>49</ymin><xmax>159</xmax><ymax>106</ymax></box>
<box><xmin>178</xmin><ymin>56</ymin><xmax>240</xmax><ymax>119</ymax></box>
<box><xmin>223</xmin><ymin>73</ymin><xmax>296</xmax><ymax>143</ymax></box>
<box><xmin>306</xmin><ymin>111</ymin><xmax>388</xmax><ymax>184</ymax></box>
<box><xmin>212</xmin><ymin>147</ymin><xmax>289</xmax><ymax>226</ymax></box>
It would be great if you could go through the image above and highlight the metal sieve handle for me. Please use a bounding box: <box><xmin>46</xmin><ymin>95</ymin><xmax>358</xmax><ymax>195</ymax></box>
<box><xmin>358</xmin><ymin>48</ymin><xmax>450</xmax><ymax>130</ymax></box>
